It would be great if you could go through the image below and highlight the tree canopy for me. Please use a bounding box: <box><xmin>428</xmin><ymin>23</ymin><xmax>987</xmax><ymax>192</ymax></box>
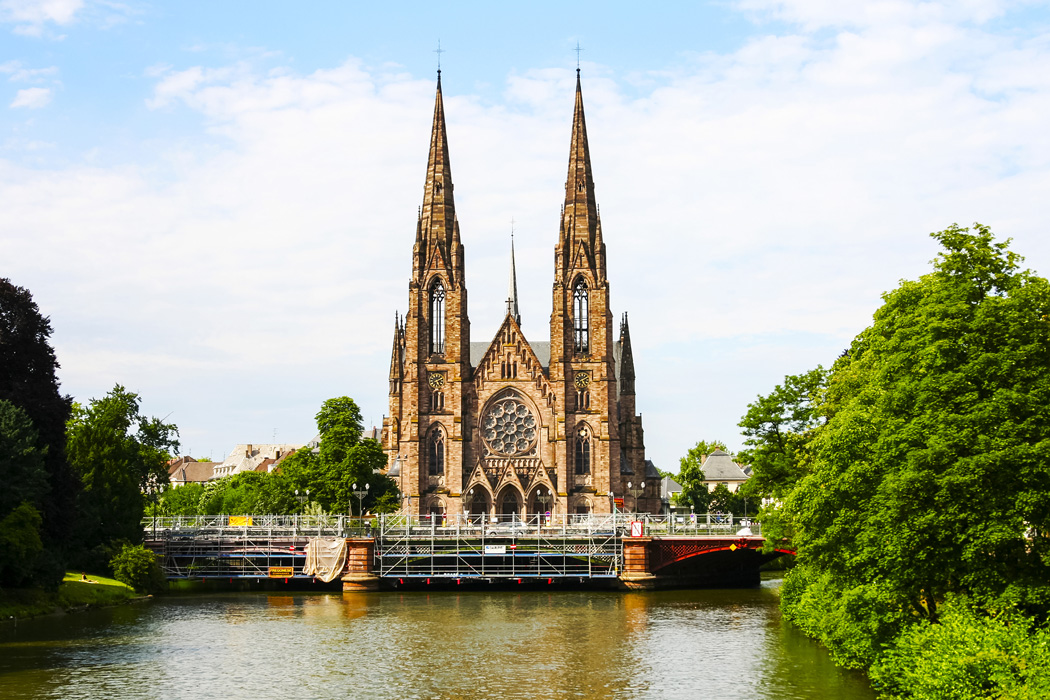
<box><xmin>0</xmin><ymin>278</ymin><xmax>75</xmax><ymax>586</ymax></box>
<box><xmin>159</xmin><ymin>396</ymin><xmax>399</xmax><ymax>517</ymax></box>
<box><xmin>67</xmin><ymin>385</ymin><xmax>179</xmax><ymax>566</ymax></box>
<box><xmin>753</xmin><ymin>224</ymin><xmax>1050</xmax><ymax>675</ymax></box>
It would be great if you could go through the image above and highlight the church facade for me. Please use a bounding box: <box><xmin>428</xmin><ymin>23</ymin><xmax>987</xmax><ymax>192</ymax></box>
<box><xmin>382</xmin><ymin>71</ymin><xmax>657</xmax><ymax>518</ymax></box>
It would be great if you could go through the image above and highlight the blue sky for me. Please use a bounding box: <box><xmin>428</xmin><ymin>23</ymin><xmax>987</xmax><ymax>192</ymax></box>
<box><xmin>3</xmin><ymin>0</ymin><xmax>1050</xmax><ymax>471</ymax></box>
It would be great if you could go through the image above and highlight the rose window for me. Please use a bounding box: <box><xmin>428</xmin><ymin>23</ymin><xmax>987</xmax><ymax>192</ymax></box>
<box><xmin>482</xmin><ymin>396</ymin><xmax>538</xmax><ymax>456</ymax></box>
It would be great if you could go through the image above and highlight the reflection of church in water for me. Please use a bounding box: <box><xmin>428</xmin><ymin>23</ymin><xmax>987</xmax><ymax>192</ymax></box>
<box><xmin>382</xmin><ymin>70</ymin><xmax>658</xmax><ymax>517</ymax></box>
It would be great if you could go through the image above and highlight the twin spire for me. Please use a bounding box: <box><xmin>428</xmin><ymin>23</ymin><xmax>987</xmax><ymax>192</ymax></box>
<box><xmin>418</xmin><ymin>69</ymin><xmax>599</xmax><ymax>320</ymax></box>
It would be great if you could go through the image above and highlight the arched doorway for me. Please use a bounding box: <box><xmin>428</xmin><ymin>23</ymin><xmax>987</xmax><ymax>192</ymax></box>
<box><xmin>465</xmin><ymin>487</ymin><xmax>490</xmax><ymax>519</ymax></box>
<box><xmin>499</xmin><ymin>490</ymin><xmax>521</xmax><ymax>519</ymax></box>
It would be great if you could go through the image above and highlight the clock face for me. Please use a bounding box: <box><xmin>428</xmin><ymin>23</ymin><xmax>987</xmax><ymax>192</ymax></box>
<box><xmin>574</xmin><ymin>372</ymin><xmax>590</xmax><ymax>390</ymax></box>
<box><xmin>428</xmin><ymin>372</ymin><xmax>445</xmax><ymax>389</ymax></box>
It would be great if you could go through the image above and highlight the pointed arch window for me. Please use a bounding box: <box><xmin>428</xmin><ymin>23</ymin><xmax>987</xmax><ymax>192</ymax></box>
<box><xmin>575</xmin><ymin>426</ymin><xmax>591</xmax><ymax>475</ymax></box>
<box><xmin>430</xmin><ymin>280</ymin><xmax>446</xmax><ymax>355</ymax></box>
<box><xmin>572</xmin><ymin>278</ymin><xmax>589</xmax><ymax>354</ymax></box>
<box><xmin>428</xmin><ymin>427</ymin><xmax>445</xmax><ymax>476</ymax></box>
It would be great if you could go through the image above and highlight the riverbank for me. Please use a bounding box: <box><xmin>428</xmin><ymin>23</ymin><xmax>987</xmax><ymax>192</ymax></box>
<box><xmin>0</xmin><ymin>573</ymin><xmax>138</xmax><ymax>620</ymax></box>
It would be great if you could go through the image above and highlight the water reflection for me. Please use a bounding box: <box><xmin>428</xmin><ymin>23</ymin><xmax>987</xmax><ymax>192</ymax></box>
<box><xmin>0</xmin><ymin>580</ymin><xmax>873</xmax><ymax>700</ymax></box>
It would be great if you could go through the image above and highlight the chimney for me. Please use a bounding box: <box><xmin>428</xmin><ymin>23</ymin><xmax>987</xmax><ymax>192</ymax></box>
<box><xmin>246</xmin><ymin>444</ymin><xmax>253</xmax><ymax>457</ymax></box>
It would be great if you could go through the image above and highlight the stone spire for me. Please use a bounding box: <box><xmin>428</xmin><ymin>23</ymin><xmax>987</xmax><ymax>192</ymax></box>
<box><xmin>555</xmin><ymin>69</ymin><xmax>605</xmax><ymax>283</ymax></box>
<box><xmin>506</xmin><ymin>231</ymin><xmax>520</xmax><ymax>324</ymax></box>
<box><xmin>562</xmin><ymin>71</ymin><xmax>598</xmax><ymax>246</ymax></box>
<box><xmin>414</xmin><ymin>71</ymin><xmax>462</xmax><ymax>283</ymax></box>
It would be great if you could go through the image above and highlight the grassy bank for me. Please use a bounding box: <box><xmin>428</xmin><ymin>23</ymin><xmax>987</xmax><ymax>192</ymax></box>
<box><xmin>0</xmin><ymin>573</ymin><xmax>138</xmax><ymax>620</ymax></box>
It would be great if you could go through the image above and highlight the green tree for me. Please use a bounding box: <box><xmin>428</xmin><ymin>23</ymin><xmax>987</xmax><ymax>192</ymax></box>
<box><xmin>776</xmin><ymin>224</ymin><xmax>1050</xmax><ymax>670</ymax></box>
<box><xmin>674</xmin><ymin>439</ymin><xmax>727</xmax><ymax>511</ymax></box>
<box><xmin>0</xmin><ymin>278</ymin><xmax>76</xmax><ymax>587</ymax></box>
<box><xmin>109</xmin><ymin>543</ymin><xmax>165</xmax><ymax>594</ymax></box>
<box><xmin>737</xmin><ymin>367</ymin><xmax>827</xmax><ymax>501</ymax></box>
<box><xmin>158</xmin><ymin>482</ymin><xmax>205</xmax><ymax>516</ymax></box>
<box><xmin>67</xmin><ymin>385</ymin><xmax>179</xmax><ymax>565</ymax></box>
<box><xmin>0</xmin><ymin>401</ymin><xmax>50</xmax><ymax>586</ymax></box>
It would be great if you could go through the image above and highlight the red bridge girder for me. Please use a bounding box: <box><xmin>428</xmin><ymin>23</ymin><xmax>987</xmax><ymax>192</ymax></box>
<box><xmin>647</xmin><ymin>537</ymin><xmax>794</xmax><ymax>572</ymax></box>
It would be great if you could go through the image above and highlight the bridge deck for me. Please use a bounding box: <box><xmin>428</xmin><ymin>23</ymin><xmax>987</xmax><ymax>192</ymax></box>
<box><xmin>143</xmin><ymin>514</ymin><xmax>762</xmax><ymax>581</ymax></box>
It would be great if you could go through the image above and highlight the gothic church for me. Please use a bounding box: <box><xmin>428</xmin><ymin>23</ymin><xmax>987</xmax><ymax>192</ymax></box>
<box><xmin>382</xmin><ymin>70</ymin><xmax>656</xmax><ymax>517</ymax></box>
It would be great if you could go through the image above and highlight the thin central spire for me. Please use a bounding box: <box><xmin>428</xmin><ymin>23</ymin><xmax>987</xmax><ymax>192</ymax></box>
<box><xmin>506</xmin><ymin>224</ymin><xmax>520</xmax><ymax>324</ymax></box>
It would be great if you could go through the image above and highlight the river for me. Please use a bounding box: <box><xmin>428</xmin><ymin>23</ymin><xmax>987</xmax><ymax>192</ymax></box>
<box><xmin>0</xmin><ymin>577</ymin><xmax>874</xmax><ymax>699</ymax></box>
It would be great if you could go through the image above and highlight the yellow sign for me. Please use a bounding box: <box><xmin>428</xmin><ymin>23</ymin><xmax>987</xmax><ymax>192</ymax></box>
<box><xmin>229</xmin><ymin>516</ymin><xmax>253</xmax><ymax>527</ymax></box>
<box><xmin>729</xmin><ymin>544</ymin><xmax>738</xmax><ymax>551</ymax></box>
<box><xmin>269</xmin><ymin>567</ymin><xmax>294</xmax><ymax>578</ymax></box>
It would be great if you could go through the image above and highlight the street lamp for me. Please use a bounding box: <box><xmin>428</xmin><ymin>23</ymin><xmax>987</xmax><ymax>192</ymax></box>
<box><xmin>627</xmin><ymin>481</ymin><xmax>645</xmax><ymax>514</ymax></box>
<box><xmin>535</xmin><ymin>488</ymin><xmax>552</xmax><ymax>527</ymax></box>
<box><xmin>352</xmin><ymin>482</ymin><xmax>369</xmax><ymax>522</ymax></box>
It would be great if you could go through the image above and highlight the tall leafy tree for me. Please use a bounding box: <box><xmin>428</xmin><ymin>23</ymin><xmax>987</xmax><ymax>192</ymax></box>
<box><xmin>0</xmin><ymin>401</ymin><xmax>49</xmax><ymax>585</ymax></box>
<box><xmin>737</xmin><ymin>367</ymin><xmax>827</xmax><ymax>501</ymax></box>
<box><xmin>776</xmin><ymin>224</ymin><xmax>1050</xmax><ymax>667</ymax></box>
<box><xmin>67</xmin><ymin>385</ymin><xmax>179</xmax><ymax>564</ymax></box>
<box><xmin>0</xmin><ymin>278</ymin><xmax>76</xmax><ymax>585</ymax></box>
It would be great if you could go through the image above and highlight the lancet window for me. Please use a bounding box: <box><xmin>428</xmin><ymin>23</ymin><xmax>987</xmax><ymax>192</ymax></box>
<box><xmin>430</xmin><ymin>280</ymin><xmax>446</xmax><ymax>355</ymax></box>
<box><xmin>428</xmin><ymin>428</ymin><xmax>445</xmax><ymax>476</ymax></box>
<box><xmin>572</xmin><ymin>279</ymin><xmax>589</xmax><ymax>354</ymax></box>
<box><xmin>574</xmin><ymin>426</ymin><xmax>591</xmax><ymax>475</ymax></box>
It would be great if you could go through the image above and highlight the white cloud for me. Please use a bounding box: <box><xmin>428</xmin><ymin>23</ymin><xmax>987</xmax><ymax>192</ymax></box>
<box><xmin>0</xmin><ymin>60</ymin><xmax>59</xmax><ymax>82</ymax></box>
<box><xmin>10</xmin><ymin>86</ymin><xmax>51</xmax><ymax>108</ymax></box>
<box><xmin>1</xmin><ymin>0</ymin><xmax>82</xmax><ymax>35</ymax></box>
<box><xmin>3</xmin><ymin>3</ymin><xmax>1050</xmax><ymax>466</ymax></box>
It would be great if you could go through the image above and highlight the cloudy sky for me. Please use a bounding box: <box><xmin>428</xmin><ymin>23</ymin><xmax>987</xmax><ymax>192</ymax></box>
<box><xmin>2</xmin><ymin>0</ymin><xmax>1049</xmax><ymax>471</ymax></box>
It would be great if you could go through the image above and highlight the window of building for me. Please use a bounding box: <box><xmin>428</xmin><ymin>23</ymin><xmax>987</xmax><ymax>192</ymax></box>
<box><xmin>575</xmin><ymin>426</ymin><xmax>591</xmax><ymax>475</ymax></box>
<box><xmin>428</xmin><ymin>428</ymin><xmax>445</xmax><ymax>476</ymax></box>
<box><xmin>572</xmin><ymin>279</ymin><xmax>589</xmax><ymax>354</ymax></box>
<box><xmin>430</xmin><ymin>280</ymin><xmax>446</xmax><ymax>354</ymax></box>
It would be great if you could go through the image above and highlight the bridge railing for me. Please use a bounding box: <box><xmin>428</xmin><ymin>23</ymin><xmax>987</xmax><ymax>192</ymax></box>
<box><xmin>142</xmin><ymin>513</ymin><xmax>760</xmax><ymax>539</ymax></box>
<box><xmin>142</xmin><ymin>514</ymin><xmax>371</xmax><ymax>538</ymax></box>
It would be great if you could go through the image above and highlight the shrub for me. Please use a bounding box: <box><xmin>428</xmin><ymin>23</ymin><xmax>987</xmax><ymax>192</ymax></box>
<box><xmin>109</xmin><ymin>543</ymin><xmax>165</xmax><ymax>594</ymax></box>
<box><xmin>870</xmin><ymin>599</ymin><xmax>1050</xmax><ymax>700</ymax></box>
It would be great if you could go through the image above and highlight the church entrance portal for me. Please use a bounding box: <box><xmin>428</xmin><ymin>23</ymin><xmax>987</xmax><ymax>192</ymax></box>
<box><xmin>500</xmin><ymin>491</ymin><xmax>521</xmax><ymax>518</ymax></box>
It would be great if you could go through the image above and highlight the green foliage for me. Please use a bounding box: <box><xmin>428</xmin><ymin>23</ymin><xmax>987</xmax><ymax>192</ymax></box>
<box><xmin>674</xmin><ymin>439</ymin><xmax>726</xmax><ymax>510</ymax></box>
<box><xmin>67</xmin><ymin>385</ymin><xmax>179</xmax><ymax>558</ymax></box>
<box><xmin>109</xmin><ymin>543</ymin><xmax>165</xmax><ymax>594</ymax></box>
<box><xmin>708</xmin><ymin>483</ymin><xmax>748</xmax><ymax>515</ymax></box>
<box><xmin>738</xmin><ymin>367</ymin><xmax>827</xmax><ymax>501</ymax></box>
<box><xmin>0</xmin><ymin>278</ymin><xmax>75</xmax><ymax>587</ymax></box>
<box><xmin>870</xmin><ymin>599</ymin><xmax>1050</xmax><ymax>700</ymax></box>
<box><xmin>156</xmin><ymin>396</ymin><xmax>399</xmax><ymax>516</ymax></box>
<box><xmin>753</xmin><ymin>224</ymin><xmax>1050</xmax><ymax>696</ymax></box>
<box><xmin>158</xmin><ymin>482</ymin><xmax>205</xmax><ymax>516</ymax></box>
<box><xmin>0</xmin><ymin>400</ymin><xmax>49</xmax><ymax>514</ymax></box>
<box><xmin>0</xmin><ymin>502</ymin><xmax>44</xmax><ymax>586</ymax></box>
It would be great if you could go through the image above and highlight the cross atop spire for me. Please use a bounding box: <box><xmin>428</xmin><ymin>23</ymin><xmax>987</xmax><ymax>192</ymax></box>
<box><xmin>506</xmin><ymin>223</ymin><xmax>520</xmax><ymax>324</ymax></box>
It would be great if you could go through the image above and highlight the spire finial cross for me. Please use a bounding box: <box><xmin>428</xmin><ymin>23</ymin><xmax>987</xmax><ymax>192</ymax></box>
<box><xmin>575</xmin><ymin>41</ymin><xmax>583</xmax><ymax>71</ymax></box>
<box><xmin>435</xmin><ymin>40</ymin><xmax>445</xmax><ymax>73</ymax></box>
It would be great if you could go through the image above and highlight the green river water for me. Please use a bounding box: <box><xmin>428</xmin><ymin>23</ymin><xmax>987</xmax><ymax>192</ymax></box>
<box><xmin>0</xmin><ymin>577</ymin><xmax>875</xmax><ymax>699</ymax></box>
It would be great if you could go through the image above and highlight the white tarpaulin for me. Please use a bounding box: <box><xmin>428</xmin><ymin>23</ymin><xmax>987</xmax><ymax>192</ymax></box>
<box><xmin>302</xmin><ymin>537</ymin><xmax>348</xmax><ymax>583</ymax></box>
